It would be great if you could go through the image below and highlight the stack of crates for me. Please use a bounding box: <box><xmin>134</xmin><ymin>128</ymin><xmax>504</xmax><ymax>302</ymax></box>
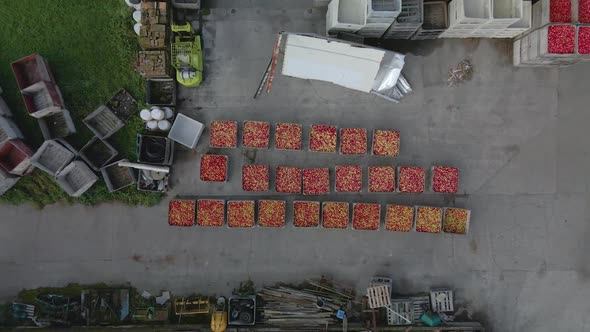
<box><xmin>440</xmin><ymin>0</ymin><xmax>529</xmax><ymax>38</ymax></box>
<box><xmin>357</xmin><ymin>0</ymin><xmax>401</xmax><ymax>38</ymax></box>
<box><xmin>412</xmin><ymin>1</ymin><xmax>449</xmax><ymax>39</ymax></box>
<box><xmin>383</xmin><ymin>0</ymin><xmax>424</xmax><ymax>39</ymax></box>
<box><xmin>11</xmin><ymin>54</ymin><xmax>76</xmax><ymax>139</ymax></box>
<box><xmin>326</xmin><ymin>0</ymin><xmax>368</xmax><ymax>35</ymax></box>
<box><xmin>514</xmin><ymin>0</ymin><xmax>590</xmax><ymax>67</ymax></box>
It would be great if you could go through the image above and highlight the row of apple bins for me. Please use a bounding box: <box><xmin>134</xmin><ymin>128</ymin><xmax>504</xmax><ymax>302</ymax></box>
<box><xmin>201</xmin><ymin>156</ymin><xmax>459</xmax><ymax>194</ymax></box>
<box><xmin>168</xmin><ymin>199</ymin><xmax>470</xmax><ymax>234</ymax></box>
<box><xmin>208</xmin><ymin>120</ymin><xmax>401</xmax><ymax>156</ymax></box>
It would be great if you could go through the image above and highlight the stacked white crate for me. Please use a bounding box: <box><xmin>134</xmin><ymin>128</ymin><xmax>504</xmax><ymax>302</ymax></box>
<box><xmin>440</xmin><ymin>0</ymin><xmax>491</xmax><ymax>38</ymax></box>
<box><xmin>326</xmin><ymin>0</ymin><xmax>368</xmax><ymax>35</ymax></box>
<box><xmin>382</xmin><ymin>0</ymin><xmax>424</xmax><ymax>39</ymax></box>
<box><xmin>495</xmin><ymin>0</ymin><xmax>532</xmax><ymax>38</ymax></box>
<box><xmin>472</xmin><ymin>0</ymin><xmax>523</xmax><ymax>37</ymax></box>
<box><xmin>356</xmin><ymin>0</ymin><xmax>401</xmax><ymax>38</ymax></box>
<box><xmin>440</xmin><ymin>0</ymin><xmax>528</xmax><ymax>38</ymax></box>
<box><xmin>513</xmin><ymin>0</ymin><xmax>586</xmax><ymax>67</ymax></box>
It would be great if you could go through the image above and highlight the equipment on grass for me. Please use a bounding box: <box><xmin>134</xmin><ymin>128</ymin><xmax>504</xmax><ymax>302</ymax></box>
<box><xmin>171</xmin><ymin>23</ymin><xmax>203</xmax><ymax>88</ymax></box>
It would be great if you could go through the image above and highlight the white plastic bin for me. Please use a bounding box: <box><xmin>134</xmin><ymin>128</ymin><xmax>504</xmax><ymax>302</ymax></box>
<box><xmin>327</xmin><ymin>0</ymin><xmax>368</xmax><ymax>34</ymax></box>
<box><xmin>167</xmin><ymin>113</ymin><xmax>204</xmax><ymax>149</ymax></box>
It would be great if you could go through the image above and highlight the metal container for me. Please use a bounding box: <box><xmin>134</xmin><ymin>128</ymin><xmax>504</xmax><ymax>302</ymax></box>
<box><xmin>11</xmin><ymin>54</ymin><xmax>55</xmax><ymax>90</ymax></box>
<box><xmin>411</xmin><ymin>1</ymin><xmax>448</xmax><ymax>40</ymax></box>
<box><xmin>56</xmin><ymin>160</ymin><xmax>98</xmax><ymax>197</ymax></box>
<box><xmin>30</xmin><ymin>139</ymin><xmax>75</xmax><ymax>176</ymax></box>
<box><xmin>37</xmin><ymin>109</ymin><xmax>76</xmax><ymax>139</ymax></box>
<box><xmin>101</xmin><ymin>159</ymin><xmax>136</xmax><ymax>192</ymax></box>
<box><xmin>0</xmin><ymin>116</ymin><xmax>24</xmax><ymax>146</ymax></box>
<box><xmin>0</xmin><ymin>167</ymin><xmax>19</xmax><ymax>196</ymax></box>
<box><xmin>83</xmin><ymin>105</ymin><xmax>125</xmax><ymax>139</ymax></box>
<box><xmin>137</xmin><ymin>134</ymin><xmax>174</xmax><ymax>165</ymax></box>
<box><xmin>0</xmin><ymin>139</ymin><xmax>34</xmax><ymax>176</ymax></box>
<box><xmin>79</xmin><ymin>137</ymin><xmax>118</xmax><ymax>171</ymax></box>
<box><xmin>0</xmin><ymin>96</ymin><xmax>12</xmax><ymax>117</ymax></box>
<box><xmin>107</xmin><ymin>89</ymin><xmax>138</xmax><ymax>122</ymax></box>
<box><xmin>21</xmin><ymin>81</ymin><xmax>64</xmax><ymax>118</ymax></box>
<box><xmin>146</xmin><ymin>78</ymin><xmax>176</xmax><ymax>106</ymax></box>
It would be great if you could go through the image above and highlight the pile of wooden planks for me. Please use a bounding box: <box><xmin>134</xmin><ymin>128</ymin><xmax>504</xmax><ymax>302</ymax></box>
<box><xmin>258</xmin><ymin>278</ymin><xmax>355</xmax><ymax>327</ymax></box>
<box><xmin>137</xmin><ymin>51</ymin><xmax>168</xmax><ymax>78</ymax></box>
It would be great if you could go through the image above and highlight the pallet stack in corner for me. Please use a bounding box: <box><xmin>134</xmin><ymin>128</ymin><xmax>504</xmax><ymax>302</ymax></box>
<box><xmin>514</xmin><ymin>0</ymin><xmax>590</xmax><ymax>67</ymax></box>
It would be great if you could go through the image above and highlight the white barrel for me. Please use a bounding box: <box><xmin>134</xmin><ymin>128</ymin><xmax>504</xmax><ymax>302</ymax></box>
<box><xmin>140</xmin><ymin>109</ymin><xmax>152</xmax><ymax>121</ymax></box>
<box><xmin>151</xmin><ymin>108</ymin><xmax>165</xmax><ymax>121</ymax></box>
<box><xmin>133</xmin><ymin>23</ymin><xmax>142</xmax><ymax>36</ymax></box>
<box><xmin>163</xmin><ymin>107</ymin><xmax>174</xmax><ymax>119</ymax></box>
<box><xmin>133</xmin><ymin>10</ymin><xmax>142</xmax><ymax>23</ymax></box>
<box><xmin>158</xmin><ymin>120</ymin><xmax>171</xmax><ymax>131</ymax></box>
<box><xmin>147</xmin><ymin>120</ymin><xmax>158</xmax><ymax>130</ymax></box>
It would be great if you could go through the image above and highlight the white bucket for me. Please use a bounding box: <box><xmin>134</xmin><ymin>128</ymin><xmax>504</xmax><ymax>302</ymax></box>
<box><xmin>158</xmin><ymin>120</ymin><xmax>172</xmax><ymax>131</ymax></box>
<box><xmin>140</xmin><ymin>109</ymin><xmax>152</xmax><ymax>121</ymax></box>
<box><xmin>151</xmin><ymin>108</ymin><xmax>165</xmax><ymax>121</ymax></box>
<box><xmin>147</xmin><ymin>120</ymin><xmax>158</xmax><ymax>130</ymax></box>
<box><xmin>164</xmin><ymin>107</ymin><xmax>174</xmax><ymax>119</ymax></box>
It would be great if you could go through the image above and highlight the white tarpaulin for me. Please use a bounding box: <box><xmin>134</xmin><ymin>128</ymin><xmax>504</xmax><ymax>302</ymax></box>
<box><xmin>282</xmin><ymin>34</ymin><xmax>385</xmax><ymax>93</ymax></box>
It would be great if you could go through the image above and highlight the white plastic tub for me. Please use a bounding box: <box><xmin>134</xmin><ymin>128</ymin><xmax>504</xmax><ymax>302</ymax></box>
<box><xmin>167</xmin><ymin>113</ymin><xmax>204</xmax><ymax>149</ymax></box>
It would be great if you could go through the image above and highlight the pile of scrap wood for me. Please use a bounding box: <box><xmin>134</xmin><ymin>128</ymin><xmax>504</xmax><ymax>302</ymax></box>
<box><xmin>258</xmin><ymin>278</ymin><xmax>355</xmax><ymax>326</ymax></box>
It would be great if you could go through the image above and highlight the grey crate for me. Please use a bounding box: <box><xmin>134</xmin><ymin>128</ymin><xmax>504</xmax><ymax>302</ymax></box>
<box><xmin>37</xmin><ymin>109</ymin><xmax>76</xmax><ymax>140</ymax></box>
<box><xmin>79</xmin><ymin>137</ymin><xmax>118</xmax><ymax>171</ymax></box>
<box><xmin>106</xmin><ymin>89</ymin><xmax>138</xmax><ymax>122</ymax></box>
<box><xmin>387</xmin><ymin>299</ymin><xmax>413</xmax><ymax>325</ymax></box>
<box><xmin>30</xmin><ymin>139</ymin><xmax>75</xmax><ymax>176</ymax></box>
<box><xmin>83</xmin><ymin>105</ymin><xmax>124</xmax><ymax>139</ymax></box>
<box><xmin>21</xmin><ymin>81</ymin><xmax>64</xmax><ymax>118</ymax></box>
<box><xmin>101</xmin><ymin>159</ymin><xmax>136</xmax><ymax>192</ymax></box>
<box><xmin>383</xmin><ymin>0</ymin><xmax>423</xmax><ymax>39</ymax></box>
<box><xmin>0</xmin><ymin>167</ymin><xmax>19</xmax><ymax>196</ymax></box>
<box><xmin>0</xmin><ymin>96</ymin><xmax>12</xmax><ymax>117</ymax></box>
<box><xmin>411</xmin><ymin>1</ymin><xmax>448</xmax><ymax>40</ymax></box>
<box><xmin>137</xmin><ymin>134</ymin><xmax>174</xmax><ymax>166</ymax></box>
<box><xmin>0</xmin><ymin>116</ymin><xmax>24</xmax><ymax>146</ymax></box>
<box><xmin>56</xmin><ymin>161</ymin><xmax>98</xmax><ymax>197</ymax></box>
<box><xmin>146</xmin><ymin>78</ymin><xmax>176</xmax><ymax>106</ymax></box>
<box><xmin>11</xmin><ymin>54</ymin><xmax>55</xmax><ymax>90</ymax></box>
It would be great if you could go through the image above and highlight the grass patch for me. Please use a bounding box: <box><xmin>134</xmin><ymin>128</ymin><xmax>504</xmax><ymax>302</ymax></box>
<box><xmin>0</xmin><ymin>0</ymin><xmax>163</xmax><ymax>208</ymax></box>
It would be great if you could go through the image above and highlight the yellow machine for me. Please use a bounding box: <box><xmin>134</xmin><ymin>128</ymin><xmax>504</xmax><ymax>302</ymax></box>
<box><xmin>171</xmin><ymin>23</ymin><xmax>203</xmax><ymax>88</ymax></box>
<box><xmin>174</xmin><ymin>296</ymin><xmax>210</xmax><ymax>315</ymax></box>
<box><xmin>210</xmin><ymin>297</ymin><xmax>228</xmax><ymax>332</ymax></box>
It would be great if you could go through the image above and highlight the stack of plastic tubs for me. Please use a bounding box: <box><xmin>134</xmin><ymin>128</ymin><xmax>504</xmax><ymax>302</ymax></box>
<box><xmin>382</xmin><ymin>0</ymin><xmax>424</xmax><ymax>39</ymax></box>
<box><xmin>357</xmin><ymin>0</ymin><xmax>401</xmax><ymax>38</ymax></box>
<box><xmin>326</xmin><ymin>0</ymin><xmax>368</xmax><ymax>35</ymax></box>
<box><xmin>514</xmin><ymin>0</ymin><xmax>588</xmax><ymax>67</ymax></box>
<box><xmin>412</xmin><ymin>1</ymin><xmax>448</xmax><ymax>39</ymax></box>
